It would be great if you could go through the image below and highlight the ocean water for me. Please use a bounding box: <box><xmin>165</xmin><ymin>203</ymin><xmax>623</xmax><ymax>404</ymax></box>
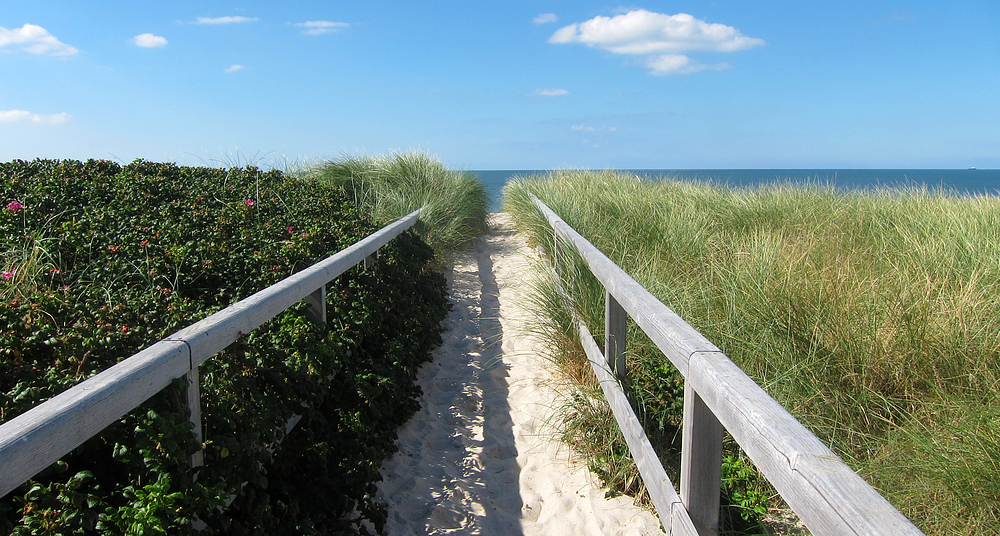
<box><xmin>472</xmin><ymin>169</ymin><xmax>1000</xmax><ymax>212</ymax></box>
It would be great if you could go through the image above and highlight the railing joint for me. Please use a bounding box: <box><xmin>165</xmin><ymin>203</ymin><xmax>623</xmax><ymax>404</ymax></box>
<box><xmin>165</xmin><ymin>337</ymin><xmax>195</xmax><ymax>371</ymax></box>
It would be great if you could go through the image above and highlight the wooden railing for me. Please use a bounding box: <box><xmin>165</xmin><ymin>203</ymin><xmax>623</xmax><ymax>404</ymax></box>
<box><xmin>0</xmin><ymin>209</ymin><xmax>423</xmax><ymax>499</ymax></box>
<box><xmin>530</xmin><ymin>195</ymin><xmax>923</xmax><ymax>536</ymax></box>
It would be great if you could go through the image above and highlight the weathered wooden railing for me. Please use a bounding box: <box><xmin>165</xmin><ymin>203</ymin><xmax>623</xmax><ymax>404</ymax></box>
<box><xmin>0</xmin><ymin>209</ymin><xmax>423</xmax><ymax>499</ymax></box>
<box><xmin>530</xmin><ymin>195</ymin><xmax>923</xmax><ymax>536</ymax></box>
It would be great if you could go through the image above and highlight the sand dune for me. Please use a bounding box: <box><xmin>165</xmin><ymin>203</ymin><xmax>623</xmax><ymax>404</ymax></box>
<box><xmin>377</xmin><ymin>214</ymin><xmax>662</xmax><ymax>535</ymax></box>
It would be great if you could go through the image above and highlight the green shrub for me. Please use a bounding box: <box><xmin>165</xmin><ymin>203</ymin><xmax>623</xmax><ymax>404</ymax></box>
<box><xmin>1</xmin><ymin>159</ymin><xmax>449</xmax><ymax>534</ymax></box>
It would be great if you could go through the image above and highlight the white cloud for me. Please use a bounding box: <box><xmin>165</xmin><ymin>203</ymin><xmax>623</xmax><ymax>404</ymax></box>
<box><xmin>572</xmin><ymin>124</ymin><xmax>617</xmax><ymax>133</ymax></box>
<box><xmin>0</xmin><ymin>24</ymin><xmax>78</xmax><ymax>56</ymax></box>
<box><xmin>533</xmin><ymin>13</ymin><xmax>558</xmax><ymax>25</ymax></box>
<box><xmin>549</xmin><ymin>10</ymin><xmax>762</xmax><ymax>75</ymax></box>
<box><xmin>297</xmin><ymin>21</ymin><xmax>350</xmax><ymax>35</ymax></box>
<box><xmin>225</xmin><ymin>64</ymin><xmax>243</xmax><ymax>73</ymax></box>
<box><xmin>647</xmin><ymin>54</ymin><xmax>730</xmax><ymax>75</ymax></box>
<box><xmin>133</xmin><ymin>33</ymin><xmax>168</xmax><ymax>48</ymax></box>
<box><xmin>550</xmin><ymin>10</ymin><xmax>763</xmax><ymax>53</ymax></box>
<box><xmin>0</xmin><ymin>110</ymin><xmax>70</xmax><ymax>125</ymax></box>
<box><xmin>530</xmin><ymin>88</ymin><xmax>569</xmax><ymax>97</ymax></box>
<box><xmin>196</xmin><ymin>16</ymin><xmax>259</xmax><ymax>25</ymax></box>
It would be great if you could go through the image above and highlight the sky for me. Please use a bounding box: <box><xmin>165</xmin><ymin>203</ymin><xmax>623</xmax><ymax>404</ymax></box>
<box><xmin>1</xmin><ymin>1</ymin><xmax>998</xmax><ymax>170</ymax></box>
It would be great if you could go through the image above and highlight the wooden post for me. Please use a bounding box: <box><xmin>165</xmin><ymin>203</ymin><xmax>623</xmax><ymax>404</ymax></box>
<box><xmin>304</xmin><ymin>286</ymin><xmax>326</xmax><ymax>325</ymax></box>
<box><xmin>605</xmin><ymin>291</ymin><xmax>627</xmax><ymax>383</ymax></box>
<box><xmin>576</xmin><ymin>319</ymin><xmax>700</xmax><ymax>535</ymax></box>
<box><xmin>364</xmin><ymin>250</ymin><xmax>378</xmax><ymax>270</ymax></box>
<box><xmin>680</xmin><ymin>380</ymin><xmax>723</xmax><ymax>536</ymax></box>
<box><xmin>184</xmin><ymin>368</ymin><xmax>204</xmax><ymax>470</ymax></box>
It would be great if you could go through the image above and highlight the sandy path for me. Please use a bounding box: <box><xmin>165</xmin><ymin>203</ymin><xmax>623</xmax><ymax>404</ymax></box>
<box><xmin>377</xmin><ymin>214</ymin><xmax>662</xmax><ymax>535</ymax></box>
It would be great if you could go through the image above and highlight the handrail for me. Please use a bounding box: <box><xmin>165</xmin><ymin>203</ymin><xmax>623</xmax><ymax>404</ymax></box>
<box><xmin>530</xmin><ymin>195</ymin><xmax>923</xmax><ymax>536</ymax></box>
<box><xmin>0</xmin><ymin>209</ymin><xmax>423</xmax><ymax>499</ymax></box>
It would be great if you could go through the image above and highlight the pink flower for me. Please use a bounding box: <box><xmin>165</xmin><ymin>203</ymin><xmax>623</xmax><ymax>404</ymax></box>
<box><xmin>244</xmin><ymin>199</ymin><xmax>254</xmax><ymax>206</ymax></box>
<box><xmin>1</xmin><ymin>269</ymin><xmax>14</xmax><ymax>280</ymax></box>
<box><xmin>286</xmin><ymin>226</ymin><xmax>294</xmax><ymax>232</ymax></box>
<box><xmin>301</xmin><ymin>232</ymin><xmax>307</xmax><ymax>237</ymax></box>
<box><xmin>6</xmin><ymin>201</ymin><xmax>24</xmax><ymax>212</ymax></box>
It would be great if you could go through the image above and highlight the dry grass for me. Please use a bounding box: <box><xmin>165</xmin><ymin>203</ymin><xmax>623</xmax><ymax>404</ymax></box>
<box><xmin>308</xmin><ymin>152</ymin><xmax>488</xmax><ymax>264</ymax></box>
<box><xmin>503</xmin><ymin>171</ymin><xmax>1000</xmax><ymax>534</ymax></box>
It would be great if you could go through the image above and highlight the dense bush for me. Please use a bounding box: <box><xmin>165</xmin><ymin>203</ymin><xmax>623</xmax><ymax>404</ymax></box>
<box><xmin>0</xmin><ymin>159</ymin><xmax>449</xmax><ymax>534</ymax></box>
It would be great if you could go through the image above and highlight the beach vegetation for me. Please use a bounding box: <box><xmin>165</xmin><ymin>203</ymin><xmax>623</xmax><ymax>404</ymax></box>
<box><xmin>309</xmin><ymin>152</ymin><xmax>489</xmax><ymax>264</ymax></box>
<box><xmin>0</xmin><ymin>158</ymin><xmax>450</xmax><ymax>534</ymax></box>
<box><xmin>504</xmin><ymin>170</ymin><xmax>1000</xmax><ymax>535</ymax></box>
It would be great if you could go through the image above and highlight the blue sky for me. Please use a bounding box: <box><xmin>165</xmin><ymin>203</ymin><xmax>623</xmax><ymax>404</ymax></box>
<box><xmin>1</xmin><ymin>2</ymin><xmax>998</xmax><ymax>170</ymax></box>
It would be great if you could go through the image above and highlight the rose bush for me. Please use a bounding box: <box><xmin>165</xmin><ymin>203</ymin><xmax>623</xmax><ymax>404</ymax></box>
<box><xmin>1</xmin><ymin>159</ymin><xmax>448</xmax><ymax>535</ymax></box>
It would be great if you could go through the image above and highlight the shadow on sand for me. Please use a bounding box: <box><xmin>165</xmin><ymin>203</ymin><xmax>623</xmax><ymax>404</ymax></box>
<box><xmin>376</xmin><ymin>229</ymin><xmax>523</xmax><ymax>535</ymax></box>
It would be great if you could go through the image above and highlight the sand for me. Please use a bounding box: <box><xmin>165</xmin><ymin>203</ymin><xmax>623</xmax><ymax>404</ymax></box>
<box><xmin>377</xmin><ymin>213</ymin><xmax>663</xmax><ymax>535</ymax></box>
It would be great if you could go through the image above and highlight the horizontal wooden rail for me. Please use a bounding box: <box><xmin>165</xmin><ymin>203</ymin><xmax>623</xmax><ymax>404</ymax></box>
<box><xmin>577</xmin><ymin>319</ymin><xmax>700</xmax><ymax>536</ymax></box>
<box><xmin>530</xmin><ymin>195</ymin><xmax>922</xmax><ymax>536</ymax></box>
<box><xmin>0</xmin><ymin>209</ymin><xmax>422</xmax><ymax>499</ymax></box>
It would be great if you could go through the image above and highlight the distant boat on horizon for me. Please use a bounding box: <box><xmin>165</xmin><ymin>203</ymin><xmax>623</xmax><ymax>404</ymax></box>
<box><xmin>968</xmin><ymin>167</ymin><xmax>977</xmax><ymax>170</ymax></box>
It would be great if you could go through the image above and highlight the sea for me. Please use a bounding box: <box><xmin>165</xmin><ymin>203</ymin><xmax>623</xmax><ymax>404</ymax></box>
<box><xmin>471</xmin><ymin>169</ymin><xmax>1000</xmax><ymax>212</ymax></box>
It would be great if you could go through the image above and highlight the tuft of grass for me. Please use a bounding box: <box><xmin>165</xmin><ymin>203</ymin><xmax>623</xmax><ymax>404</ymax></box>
<box><xmin>503</xmin><ymin>171</ymin><xmax>1000</xmax><ymax>534</ymax></box>
<box><xmin>2</xmin><ymin>238</ymin><xmax>56</xmax><ymax>302</ymax></box>
<box><xmin>309</xmin><ymin>152</ymin><xmax>489</xmax><ymax>263</ymax></box>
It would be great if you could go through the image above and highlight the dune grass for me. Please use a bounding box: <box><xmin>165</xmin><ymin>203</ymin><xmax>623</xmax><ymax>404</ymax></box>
<box><xmin>504</xmin><ymin>170</ymin><xmax>1000</xmax><ymax>535</ymax></box>
<box><xmin>309</xmin><ymin>152</ymin><xmax>489</xmax><ymax>264</ymax></box>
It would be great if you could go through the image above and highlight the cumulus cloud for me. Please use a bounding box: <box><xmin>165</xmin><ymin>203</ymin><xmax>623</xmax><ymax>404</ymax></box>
<box><xmin>533</xmin><ymin>13</ymin><xmax>558</xmax><ymax>25</ymax></box>
<box><xmin>530</xmin><ymin>88</ymin><xmax>569</xmax><ymax>97</ymax></box>
<box><xmin>550</xmin><ymin>10</ymin><xmax>763</xmax><ymax>53</ymax></box>
<box><xmin>549</xmin><ymin>10</ymin><xmax>763</xmax><ymax>75</ymax></box>
<box><xmin>0</xmin><ymin>24</ymin><xmax>78</xmax><ymax>56</ymax></box>
<box><xmin>225</xmin><ymin>64</ymin><xmax>243</xmax><ymax>73</ymax></box>
<box><xmin>296</xmin><ymin>21</ymin><xmax>350</xmax><ymax>35</ymax></box>
<box><xmin>196</xmin><ymin>16</ymin><xmax>258</xmax><ymax>25</ymax></box>
<box><xmin>0</xmin><ymin>110</ymin><xmax>70</xmax><ymax>125</ymax></box>
<box><xmin>133</xmin><ymin>33</ymin><xmax>167</xmax><ymax>48</ymax></box>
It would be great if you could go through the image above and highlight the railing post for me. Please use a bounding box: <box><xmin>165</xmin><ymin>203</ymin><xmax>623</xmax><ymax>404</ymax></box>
<box><xmin>184</xmin><ymin>368</ymin><xmax>204</xmax><ymax>470</ymax></box>
<box><xmin>605</xmin><ymin>291</ymin><xmax>627</xmax><ymax>383</ymax></box>
<box><xmin>364</xmin><ymin>250</ymin><xmax>378</xmax><ymax>270</ymax></box>
<box><xmin>680</xmin><ymin>380</ymin><xmax>723</xmax><ymax>536</ymax></box>
<box><xmin>304</xmin><ymin>285</ymin><xmax>327</xmax><ymax>325</ymax></box>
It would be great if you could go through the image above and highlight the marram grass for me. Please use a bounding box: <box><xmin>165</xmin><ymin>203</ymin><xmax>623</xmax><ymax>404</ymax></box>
<box><xmin>504</xmin><ymin>171</ymin><xmax>1000</xmax><ymax>535</ymax></box>
<box><xmin>310</xmin><ymin>152</ymin><xmax>488</xmax><ymax>264</ymax></box>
